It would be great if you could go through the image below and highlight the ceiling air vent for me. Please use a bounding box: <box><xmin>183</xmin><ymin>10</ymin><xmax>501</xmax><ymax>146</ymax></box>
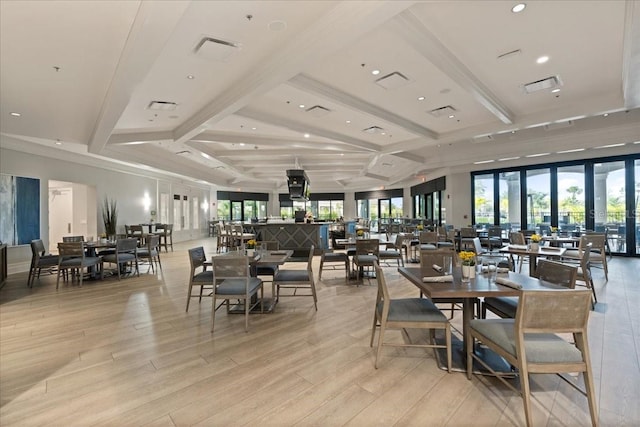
<box><xmin>523</xmin><ymin>75</ymin><xmax>562</xmax><ymax>94</ymax></box>
<box><xmin>305</xmin><ymin>105</ymin><xmax>331</xmax><ymax>117</ymax></box>
<box><xmin>544</xmin><ymin>120</ymin><xmax>574</xmax><ymax>131</ymax></box>
<box><xmin>194</xmin><ymin>36</ymin><xmax>241</xmax><ymax>61</ymax></box>
<box><xmin>375</xmin><ymin>72</ymin><xmax>410</xmax><ymax>90</ymax></box>
<box><xmin>429</xmin><ymin>105</ymin><xmax>457</xmax><ymax>118</ymax></box>
<box><xmin>148</xmin><ymin>101</ymin><xmax>177</xmax><ymax>111</ymax></box>
<box><xmin>362</xmin><ymin>126</ymin><xmax>384</xmax><ymax>134</ymax></box>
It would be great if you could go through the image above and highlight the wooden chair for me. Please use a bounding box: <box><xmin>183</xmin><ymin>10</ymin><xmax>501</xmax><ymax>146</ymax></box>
<box><xmin>273</xmin><ymin>245</ymin><xmax>317</xmax><ymax>310</ymax></box>
<box><xmin>28</xmin><ymin>239</ymin><xmax>58</xmax><ymax>287</ymax></box>
<box><xmin>319</xmin><ymin>248</ymin><xmax>350</xmax><ymax>280</ymax></box>
<box><xmin>137</xmin><ymin>234</ymin><xmax>162</xmax><ymax>274</ymax></box>
<box><xmin>185</xmin><ymin>247</ymin><xmax>213</xmax><ymax>312</ymax></box>
<box><xmin>378</xmin><ymin>233</ymin><xmax>405</xmax><ymax>267</ymax></box>
<box><xmin>468</xmin><ymin>289</ymin><xmax>597</xmax><ymax>427</ymax></box>
<box><xmin>101</xmin><ymin>238</ymin><xmax>140</xmax><ymax>280</ymax></box>
<box><xmin>212</xmin><ymin>254</ymin><xmax>263</xmax><ymax>332</ymax></box>
<box><xmin>215</xmin><ymin>222</ymin><xmax>229</xmax><ymax>253</ymax></box>
<box><xmin>482</xmin><ymin>259</ymin><xmax>578</xmax><ymax>319</ymax></box>
<box><xmin>459</xmin><ymin>227</ymin><xmax>477</xmax><ymax>250</ymax></box>
<box><xmin>370</xmin><ymin>262</ymin><xmax>451</xmax><ymax>370</ymax></box>
<box><xmin>255</xmin><ymin>240</ymin><xmax>280</xmax><ymax>288</ymax></box>
<box><xmin>509</xmin><ymin>231</ymin><xmax>527</xmax><ymax>272</ymax></box>
<box><xmin>56</xmin><ymin>242</ymin><xmax>103</xmax><ymax>289</ymax></box>
<box><xmin>420</xmin><ymin>248</ymin><xmax>471</xmax><ymax>319</ymax></box>
<box><xmin>353</xmin><ymin>239</ymin><xmax>379</xmax><ymax>282</ymax></box>
<box><xmin>155</xmin><ymin>223</ymin><xmax>173</xmax><ymax>252</ymax></box>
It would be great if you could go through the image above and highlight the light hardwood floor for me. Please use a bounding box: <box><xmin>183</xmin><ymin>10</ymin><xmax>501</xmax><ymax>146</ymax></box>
<box><xmin>1</xmin><ymin>238</ymin><xmax>639</xmax><ymax>426</ymax></box>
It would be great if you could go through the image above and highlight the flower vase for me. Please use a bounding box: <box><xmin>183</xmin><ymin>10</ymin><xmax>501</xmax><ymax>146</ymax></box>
<box><xmin>247</xmin><ymin>248</ymin><xmax>254</xmax><ymax>257</ymax></box>
<box><xmin>551</xmin><ymin>232</ymin><xmax>558</xmax><ymax>239</ymax></box>
<box><xmin>529</xmin><ymin>242</ymin><xmax>539</xmax><ymax>252</ymax></box>
<box><xmin>461</xmin><ymin>265</ymin><xmax>472</xmax><ymax>282</ymax></box>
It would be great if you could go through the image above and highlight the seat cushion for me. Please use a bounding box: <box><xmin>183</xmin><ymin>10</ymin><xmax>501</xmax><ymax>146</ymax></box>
<box><xmin>274</xmin><ymin>270</ymin><xmax>310</xmax><ymax>282</ymax></box>
<box><xmin>355</xmin><ymin>254</ymin><xmax>378</xmax><ymax>264</ymax></box>
<box><xmin>256</xmin><ymin>265</ymin><xmax>278</xmax><ymax>276</ymax></box>
<box><xmin>192</xmin><ymin>271</ymin><xmax>213</xmax><ymax>282</ymax></box>
<box><xmin>323</xmin><ymin>252</ymin><xmax>349</xmax><ymax>261</ymax></box>
<box><xmin>470</xmin><ymin>319</ymin><xmax>584</xmax><ymax>363</ymax></box>
<box><xmin>216</xmin><ymin>277</ymin><xmax>262</xmax><ymax>295</ymax></box>
<box><xmin>378</xmin><ymin>250</ymin><xmax>401</xmax><ymax>258</ymax></box>
<box><xmin>103</xmin><ymin>253</ymin><xmax>136</xmax><ymax>263</ymax></box>
<box><xmin>419</xmin><ymin>244</ymin><xmax>437</xmax><ymax>251</ymax></box>
<box><xmin>37</xmin><ymin>256</ymin><xmax>59</xmax><ymax>267</ymax></box>
<box><xmin>378</xmin><ymin>298</ymin><xmax>448</xmax><ymax>323</ymax></box>
<box><xmin>484</xmin><ymin>296</ymin><xmax>518</xmax><ymax>318</ymax></box>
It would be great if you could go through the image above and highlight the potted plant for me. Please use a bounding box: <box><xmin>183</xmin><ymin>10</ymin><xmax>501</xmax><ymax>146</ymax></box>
<box><xmin>102</xmin><ymin>197</ymin><xmax>118</xmax><ymax>240</ymax></box>
<box><xmin>246</xmin><ymin>239</ymin><xmax>256</xmax><ymax>256</ymax></box>
<box><xmin>529</xmin><ymin>233</ymin><xmax>542</xmax><ymax>252</ymax></box>
<box><xmin>459</xmin><ymin>250</ymin><xmax>476</xmax><ymax>281</ymax></box>
<box><xmin>550</xmin><ymin>226</ymin><xmax>558</xmax><ymax>238</ymax></box>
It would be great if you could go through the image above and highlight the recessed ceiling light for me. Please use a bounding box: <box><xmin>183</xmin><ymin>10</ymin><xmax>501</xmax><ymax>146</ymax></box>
<box><xmin>10</xmin><ymin>112</ymin><xmax>21</xmax><ymax>117</ymax></box>
<box><xmin>594</xmin><ymin>143</ymin><xmax>625</xmax><ymax>149</ymax></box>
<box><xmin>340</xmin><ymin>153</ymin><xmax>344</xmax><ymax>156</ymax></box>
<box><xmin>536</xmin><ymin>56</ymin><xmax>549</xmax><ymax>64</ymax></box>
<box><xmin>498</xmin><ymin>157</ymin><xmax>520</xmax><ymax>161</ymax></box>
<box><xmin>603</xmin><ymin>113</ymin><xmax>609</xmax><ymax>117</ymax></box>
<box><xmin>448</xmin><ymin>115</ymin><xmax>455</xmax><ymax>119</ymax></box>
<box><xmin>525</xmin><ymin>153</ymin><xmax>550</xmax><ymax>157</ymax></box>
<box><xmin>511</xmin><ymin>130</ymin><xmax>516</xmax><ymax>134</ymax></box>
<box><xmin>381</xmin><ymin>132</ymin><xmax>386</xmax><ymax>135</ymax></box>
<box><xmin>239</xmin><ymin>143</ymin><xmax>245</xmax><ymax>146</ymax></box>
<box><xmin>512</xmin><ymin>3</ymin><xmax>526</xmax><ymax>13</ymax></box>
<box><xmin>201</xmin><ymin>152</ymin><xmax>210</xmax><ymax>159</ymax></box>
<box><xmin>55</xmin><ymin>140</ymin><xmax>62</xmax><ymax>145</ymax></box>
<box><xmin>474</xmin><ymin>160</ymin><xmax>495</xmax><ymax>164</ymax></box>
<box><xmin>187</xmin><ymin>75</ymin><xmax>195</xmax><ymax>79</ymax></box>
<box><xmin>251</xmin><ymin>127</ymin><xmax>257</xmax><ymax>130</ymax></box>
<box><xmin>551</xmin><ymin>88</ymin><xmax>561</xmax><ymax>93</ymax></box>
<box><xmin>345</xmin><ymin>120</ymin><xmax>351</xmax><ymax>124</ymax></box>
<box><xmin>417</xmin><ymin>96</ymin><xmax>425</xmax><ymax>101</ymax></box>
<box><xmin>557</xmin><ymin>148</ymin><xmax>585</xmax><ymax>153</ymax></box>
<box><xmin>299</xmin><ymin>104</ymin><xmax>305</xmax><ymax>109</ymax></box>
<box><xmin>303</xmin><ymin>133</ymin><xmax>310</xmax><ymax>138</ymax></box>
<box><xmin>371</xmin><ymin>69</ymin><xmax>380</xmax><ymax>75</ymax></box>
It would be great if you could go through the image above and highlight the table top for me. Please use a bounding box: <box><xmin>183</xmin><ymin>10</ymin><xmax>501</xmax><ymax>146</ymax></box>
<box><xmin>498</xmin><ymin>244</ymin><xmax>566</xmax><ymax>257</ymax></box>
<box><xmin>210</xmin><ymin>250</ymin><xmax>293</xmax><ymax>266</ymax></box>
<box><xmin>398</xmin><ymin>267</ymin><xmax>564</xmax><ymax>299</ymax></box>
<box><xmin>335</xmin><ymin>238</ymin><xmax>391</xmax><ymax>247</ymax></box>
<box><xmin>541</xmin><ymin>236</ymin><xmax>581</xmax><ymax>243</ymax></box>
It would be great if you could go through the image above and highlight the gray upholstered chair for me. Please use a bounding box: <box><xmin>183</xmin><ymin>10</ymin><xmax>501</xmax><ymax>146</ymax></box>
<box><xmin>101</xmin><ymin>238</ymin><xmax>139</xmax><ymax>280</ymax></box>
<box><xmin>378</xmin><ymin>233</ymin><xmax>405</xmax><ymax>267</ymax></box>
<box><xmin>137</xmin><ymin>234</ymin><xmax>162</xmax><ymax>274</ymax></box>
<box><xmin>273</xmin><ymin>245</ymin><xmax>317</xmax><ymax>310</ymax></box>
<box><xmin>482</xmin><ymin>259</ymin><xmax>578</xmax><ymax>319</ymax></box>
<box><xmin>28</xmin><ymin>239</ymin><xmax>58</xmax><ymax>287</ymax></box>
<box><xmin>468</xmin><ymin>289</ymin><xmax>597</xmax><ymax>427</ymax></box>
<box><xmin>353</xmin><ymin>239</ymin><xmax>379</xmax><ymax>282</ymax></box>
<box><xmin>56</xmin><ymin>242</ymin><xmax>103</xmax><ymax>289</ymax></box>
<box><xmin>370</xmin><ymin>262</ymin><xmax>451</xmax><ymax>370</ymax></box>
<box><xmin>212</xmin><ymin>254</ymin><xmax>263</xmax><ymax>332</ymax></box>
<box><xmin>185</xmin><ymin>246</ymin><xmax>213</xmax><ymax>312</ymax></box>
<box><xmin>155</xmin><ymin>223</ymin><xmax>174</xmax><ymax>252</ymax></box>
<box><xmin>319</xmin><ymin>249</ymin><xmax>350</xmax><ymax>280</ymax></box>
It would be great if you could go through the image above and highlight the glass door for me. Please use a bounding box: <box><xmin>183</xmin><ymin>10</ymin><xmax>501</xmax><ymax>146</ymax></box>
<box><xmin>231</xmin><ymin>201</ymin><xmax>243</xmax><ymax>222</ymax></box>
<box><xmin>594</xmin><ymin>161</ymin><xmax>626</xmax><ymax>253</ymax></box>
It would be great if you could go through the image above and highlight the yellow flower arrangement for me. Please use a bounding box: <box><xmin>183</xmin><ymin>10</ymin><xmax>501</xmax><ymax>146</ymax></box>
<box><xmin>417</xmin><ymin>224</ymin><xmax>424</xmax><ymax>231</ymax></box>
<box><xmin>459</xmin><ymin>250</ymin><xmax>476</xmax><ymax>266</ymax></box>
<box><xmin>530</xmin><ymin>234</ymin><xmax>542</xmax><ymax>243</ymax></box>
<box><xmin>246</xmin><ymin>239</ymin><xmax>256</xmax><ymax>249</ymax></box>
<box><xmin>356</xmin><ymin>229</ymin><xmax>365</xmax><ymax>237</ymax></box>
<box><xmin>550</xmin><ymin>226</ymin><xmax>558</xmax><ymax>232</ymax></box>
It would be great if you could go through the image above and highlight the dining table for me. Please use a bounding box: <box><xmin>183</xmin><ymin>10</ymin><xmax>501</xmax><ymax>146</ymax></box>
<box><xmin>398</xmin><ymin>266</ymin><xmax>566</xmax><ymax>373</ymax></box>
<box><xmin>498</xmin><ymin>244</ymin><xmax>566</xmax><ymax>275</ymax></box>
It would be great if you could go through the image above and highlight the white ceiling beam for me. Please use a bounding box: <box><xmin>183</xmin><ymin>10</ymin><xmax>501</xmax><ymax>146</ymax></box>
<box><xmin>171</xmin><ymin>1</ymin><xmax>417</xmax><ymax>144</ymax></box>
<box><xmin>107</xmin><ymin>131</ymin><xmax>174</xmax><ymax>145</ymax></box>
<box><xmin>88</xmin><ymin>0</ymin><xmax>191</xmax><ymax>154</ymax></box>
<box><xmin>388</xmin><ymin>9</ymin><xmax>514</xmax><ymax>124</ymax></box>
<box><xmin>289</xmin><ymin>74</ymin><xmax>438</xmax><ymax>140</ymax></box>
<box><xmin>237</xmin><ymin>107</ymin><xmax>381</xmax><ymax>152</ymax></box>
<box><xmin>623</xmin><ymin>0</ymin><xmax>640</xmax><ymax>108</ymax></box>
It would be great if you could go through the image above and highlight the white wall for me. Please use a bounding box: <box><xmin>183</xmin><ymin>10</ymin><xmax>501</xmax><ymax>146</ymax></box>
<box><xmin>444</xmin><ymin>172</ymin><xmax>472</xmax><ymax>228</ymax></box>
<box><xmin>1</xmin><ymin>147</ymin><xmax>212</xmax><ymax>271</ymax></box>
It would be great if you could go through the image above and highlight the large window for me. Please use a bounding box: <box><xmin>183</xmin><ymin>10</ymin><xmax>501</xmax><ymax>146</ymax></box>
<box><xmin>499</xmin><ymin>171</ymin><xmax>520</xmax><ymax>230</ymax></box>
<box><xmin>474</xmin><ymin>173</ymin><xmax>494</xmax><ymax>225</ymax></box>
<box><xmin>526</xmin><ymin>169</ymin><xmax>550</xmax><ymax>230</ymax></box>
<box><xmin>557</xmin><ymin>165</ymin><xmax>585</xmax><ymax>231</ymax></box>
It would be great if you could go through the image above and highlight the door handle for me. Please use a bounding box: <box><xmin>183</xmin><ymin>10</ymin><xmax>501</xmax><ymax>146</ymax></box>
<box><xmin>68</xmin><ymin>223</ymin><xmax>71</xmax><ymax>233</ymax></box>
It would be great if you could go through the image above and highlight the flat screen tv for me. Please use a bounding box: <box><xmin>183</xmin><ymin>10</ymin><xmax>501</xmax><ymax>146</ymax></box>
<box><xmin>286</xmin><ymin>169</ymin><xmax>310</xmax><ymax>201</ymax></box>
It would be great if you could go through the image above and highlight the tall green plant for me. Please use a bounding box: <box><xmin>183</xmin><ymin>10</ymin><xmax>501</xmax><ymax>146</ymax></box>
<box><xmin>102</xmin><ymin>197</ymin><xmax>118</xmax><ymax>236</ymax></box>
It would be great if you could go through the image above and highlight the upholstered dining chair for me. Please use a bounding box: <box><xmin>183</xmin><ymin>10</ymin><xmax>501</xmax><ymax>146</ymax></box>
<box><xmin>482</xmin><ymin>259</ymin><xmax>578</xmax><ymax>319</ymax></box>
<box><xmin>378</xmin><ymin>233</ymin><xmax>405</xmax><ymax>267</ymax></box>
<box><xmin>273</xmin><ymin>245</ymin><xmax>317</xmax><ymax>310</ymax></box>
<box><xmin>420</xmin><ymin>248</ymin><xmax>471</xmax><ymax>319</ymax></box>
<box><xmin>212</xmin><ymin>254</ymin><xmax>263</xmax><ymax>332</ymax></box>
<box><xmin>28</xmin><ymin>239</ymin><xmax>58</xmax><ymax>287</ymax></box>
<box><xmin>137</xmin><ymin>234</ymin><xmax>162</xmax><ymax>274</ymax></box>
<box><xmin>185</xmin><ymin>246</ymin><xmax>213</xmax><ymax>312</ymax></box>
<box><xmin>370</xmin><ymin>262</ymin><xmax>451</xmax><ymax>370</ymax></box>
<box><xmin>468</xmin><ymin>289</ymin><xmax>597</xmax><ymax>427</ymax></box>
<box><xmin>319</xmin><ymin>248</ymin><xmax>350</xmax><ymax>280</ymax></box>
<box><xmin>353</xmin><ymin>239</ymin><xmax>379</xmax><ymax>282</ymax></box>
<box><xmin>56</xmin><ymin>241</ymin><xmax>103</xmax><ymax>289</ymax></box>
<box><xmin>101</xmin><ymin>238</ymin><xmax>139</xmax><ymax>280</ymax></box>
<box><xmin>155</xmin><ymin>223</ymin><xmax>173</xmax><ymax>252</ymax></box>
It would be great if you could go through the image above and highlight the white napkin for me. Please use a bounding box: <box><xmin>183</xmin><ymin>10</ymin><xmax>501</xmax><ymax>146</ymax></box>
<box><xmin>481</xmin><ymin>266</ymin><xmax>510</xmax><ymax>273</ymax></box>
<box><xmin>495</xmin><ymin>277</ymin><xmax>522</xmax><ymax>289</ymax></box>
<box><xmin>422</xmin><ymin>275</ymin><xmax>453</xmax><ymax>283</ymax></box>
<box><xmin>432</xmin><ymin>264</ymin><xmax>443</xmax><ymax>273</ymax></box>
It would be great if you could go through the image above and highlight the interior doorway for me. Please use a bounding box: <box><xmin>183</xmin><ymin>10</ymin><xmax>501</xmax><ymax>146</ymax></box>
<box><xmin>48</xmin><ymin>181</ymin><xmax>97</xmax><ymax>253</ymax></box>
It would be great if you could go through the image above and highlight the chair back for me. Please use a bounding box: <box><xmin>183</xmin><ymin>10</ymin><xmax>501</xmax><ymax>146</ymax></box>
<box><xmin>164</xmin><ymin>224</ymin><xmax>173</xmax><ymax>235</ymax></box>
<box><xmin>58</xmin><ymin>241</ymin><xmax>85</xmax><ymax>258</ymax></box>
<box><xmin>188</xmin><ymin>247</ymin><xmax>206</xmax><ymax>272</ymax></box>
<box><xmin>580</xmin><ymin>242</ymin><xmax>593</xmax><ymax>271</ymax></box>
<box><xmin>420</xmin><ymin>249</ymin><xmax>455</xmax><ymax>277</ymax></box>
<box><xmin>533</xmin><ymin>259</ymin><xmax>577</xmax><ymax>288</ymax></box>
<box><xmin>146</xmin><ymin>234</ymin><xmax>160</xmax><ymax>252</ymax></box>
<box><xmin>488</xmin><ymin>226</ymin><xmax>502</xmax><ymax>238</ymax></box>
<box><xmin>472</xmin><ymin>237</ymin><xmax>484</xmax><ymax>255</ymax></box>
<box><xmin>62</xmin><ymin>235</ymin><xmax>84</xmax><ymax>242</ymax></box>
<box><xmin>116</xmin><ymin>238</ymin><xmax>139</xmax><ymax>253</ymax></box>
<box><xmin>516</xmin><ymin>290</ymin><xmax>592</xmax><ymax>334</ymax></box>
<box><xmin>355</xmin><ymin>239</ymin><xmax>379</xmax><ymax>256</ymax></box>
<box><xmin>418</xmin><ymin>231</ymin><xmax>437</xmax><ymax>245</ymax></box>
<box><xmin>155</xmin><ymin>223</ymin><xmax>165</xmax><ymax>231</ymax></box>
<box><xmin>393</xmin><ymin>233</ymin><xmax>405</xmax><ymax>248</ymax></box>
<box><xmin>583</xmin><ymin>233</ymin><xmax>606</xmax><ymax>251</ymax></box>
<box><xmin>305</xmin><ymin>245</ymin><xmax>315</xmax><ymax>273</ymax></box>
<box><xmin>31</xmin><ymin>239</ymin><xmax>46</xmax><ymax>256</ymax></box>
<box><xmin>509</xmin><ymin>232</ymin><xmax>525</xmax><ymax>245</ymax></box>
<box><xmin>460</xmin><ymin>227</ymin><xmax>477</xmax><ymax>238</ymax></box>
<box><xmin>374</xmin><ymin>262</ymin><xmax>390</xmax><ymax>309</ymax></box>
<box><xmin>212</xmin><ymin>255</ymin><xmax>250</xmax><ymax>284</ymax></box>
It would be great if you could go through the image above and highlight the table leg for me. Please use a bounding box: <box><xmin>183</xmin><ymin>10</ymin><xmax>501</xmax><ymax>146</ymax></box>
<box><xmin>529</xmin><ymin>254</ymin><xmax>538</xmax><ymax>276</ymax></box>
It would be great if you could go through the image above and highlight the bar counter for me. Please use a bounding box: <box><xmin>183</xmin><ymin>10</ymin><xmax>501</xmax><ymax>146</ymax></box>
<box><xmin>244</xmin><ymin>222</ymin><xmax>329</xmax><ymax>258</ymax></box>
